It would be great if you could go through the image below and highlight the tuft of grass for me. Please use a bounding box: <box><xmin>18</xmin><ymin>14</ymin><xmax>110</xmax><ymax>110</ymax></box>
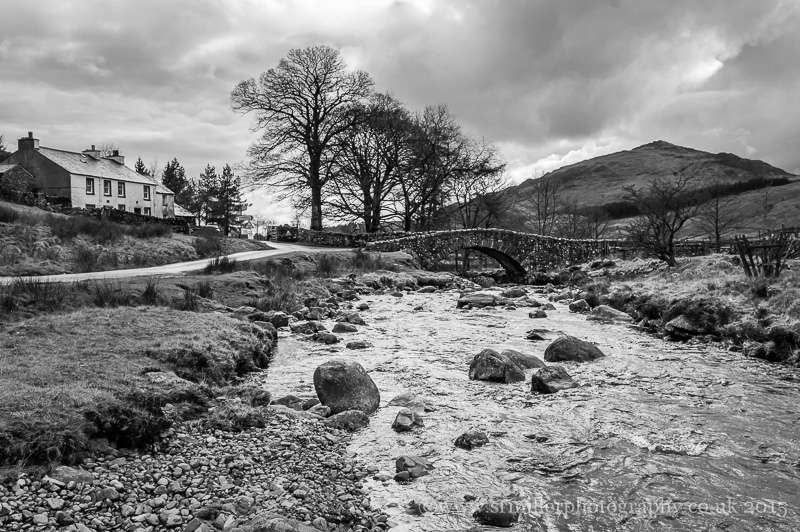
<box><xmin>196</xmin><ymin>280</ymin><xmax>214</xmax><ymax>299</ymax></box>
<box><xmin>0</xmin><ymin>203</ymin><xmax>21</xmax><ymax>223</ymax></box>
<box><xmin>140</xmin><ymin>278</ymin><xmax>162</xmax><ymax>306</ymax></box>
<box><xmin>176</xmin><ymin>284</ymin><xmax>199</xmax><ymax>311</ymax></box>
<box><xmin>91</xmin><ymin>280</ymin><xmax>133</xmax><ymax>308</ymax></box>
<box><xmin>0</xmin><ymin>278</ymin><xmax>72</xmax><ymax>315</ymax></box>
<box><xmin>203</xmin><ymin>256</ymin><xmax>239</xmax><ymax>274</ymax></box>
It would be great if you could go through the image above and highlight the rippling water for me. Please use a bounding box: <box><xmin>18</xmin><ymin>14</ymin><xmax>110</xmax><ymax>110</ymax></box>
<box><xmin>264</xmin><ymin>288</ymin><xmax>800</xmax><ymax>531</ymax></box>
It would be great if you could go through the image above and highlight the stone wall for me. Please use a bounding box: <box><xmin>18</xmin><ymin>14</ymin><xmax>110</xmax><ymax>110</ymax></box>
<box><xmin>54</xmin><ymin>206</ymin><xmax>190</xmax><ymax>233</ymax></box>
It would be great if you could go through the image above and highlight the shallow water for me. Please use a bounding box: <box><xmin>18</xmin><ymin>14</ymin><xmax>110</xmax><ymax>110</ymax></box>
<box><xmin>264</xmin><ymin>289</ymin><xmax>800</xmax><ymax>531</ymax></box>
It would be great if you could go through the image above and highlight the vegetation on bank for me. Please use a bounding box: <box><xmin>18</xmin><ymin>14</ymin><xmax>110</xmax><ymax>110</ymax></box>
<box><xmin>0</xmin><ymin>201</ymin><xmax>270</xmax><ymax>276</ymax></box>
<box><xmin>575</xmin><ymin>255</ymin><xmax>800</xmax><ymax>364</ymax></box>
<box><xmin>0</xmin><ymin>307</ymin><xmax>271</xmax><ymax>467</ymax></box>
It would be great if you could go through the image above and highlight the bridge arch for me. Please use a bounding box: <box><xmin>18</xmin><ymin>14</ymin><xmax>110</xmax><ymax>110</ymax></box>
<box><xmin>363</xmin><ymin>228</ymin><xmax>620</xmax><ymax>281</ymax></box>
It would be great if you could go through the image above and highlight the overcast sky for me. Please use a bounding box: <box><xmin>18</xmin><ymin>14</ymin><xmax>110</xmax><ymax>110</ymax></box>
<box><xmin>2</xmin><ymin>0</ymin><xmax>798</xmax><ymax>223</ymax></box>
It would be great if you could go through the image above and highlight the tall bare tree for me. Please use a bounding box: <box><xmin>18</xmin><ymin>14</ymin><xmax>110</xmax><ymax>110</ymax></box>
<box><xmin>516</xmin><ymin>173</ymin><xmax>563</xmax><ymax>235</ymax></box>
<box><xmin>231</xmin><ymin>45</ymin><xmax>374</xmax><ymax>230</ymax></box>
<box><xmin>325</xmin><ymin>93</ymin><xmax>413</xmax><ymax>232</ymax></box>
<box><xmin>696</xmin><ymin>179</ymin><xmax>740</xmax><ymax>246</ymax></box>
<box><xmin>624</xmin><ymin>167</ymin><xmax>702</xmax><ymax>266</ymax></box>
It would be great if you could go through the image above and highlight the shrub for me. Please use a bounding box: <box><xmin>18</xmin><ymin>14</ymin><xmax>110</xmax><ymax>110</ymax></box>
<box><xmin>193</xmin><ymin>236</ymin><xmax>223</xmax><ymax>258</ymax></box>
<box><xmin>74</xmin><ymin>245</ymin><xmax>101</xmax><ymax>273</ymax></box>
<box><xmin>0</xmin><ymin>203</ymin><xmax>21</xmax><ymax>223</ymax></box>
<box><xmin>315</xmin><ymin>254</ymin><xmax>339</xmax><ymax>278</ymax></box>
<box><xmin>0</xmin><ymin>278</ymin><xmax>72</xmax><ymax>315</ymax></box>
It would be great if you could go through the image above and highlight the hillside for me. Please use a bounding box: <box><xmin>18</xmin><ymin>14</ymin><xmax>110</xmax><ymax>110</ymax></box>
<box><xmin>505</xmin><ymin>140</ymin><xmax>799</xmax><ymax>236</ymax></box>
<box><xmin>512</xmin><ymin>140</ymin><xmax>793</xmax><ymax>206</ymax></box>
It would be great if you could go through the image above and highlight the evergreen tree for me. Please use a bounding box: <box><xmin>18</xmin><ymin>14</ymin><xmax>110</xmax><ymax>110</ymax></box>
<box><xmin>134</xmin><ymin>157</ymin><xmax>149</xmax><ymax>176</ymax></box>
<box><xmin>196</xmin><ymin>165</ymin><xmax>219</xmax><ymax>225</ymax></box>
<box><xmin>215</xmin><ymin>164</ymin><xmax>247</xmax><ymax>236</ymax></box>
<box><xmin>161</xmin><ymin>158</ymin><xmax>188</xmax><ymax>198</ymax></box>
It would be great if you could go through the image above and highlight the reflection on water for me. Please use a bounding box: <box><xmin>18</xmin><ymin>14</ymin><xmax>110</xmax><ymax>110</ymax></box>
<box><xmin>263</xmin><ymin>289</ymin><xmax>800</xmax><ymax>531</ymax></box>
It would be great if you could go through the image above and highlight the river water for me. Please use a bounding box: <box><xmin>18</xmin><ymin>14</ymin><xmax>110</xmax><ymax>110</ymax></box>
<box><xmin>265</xmin><ymin>287</ymin><xmax>800</xmax><ymax>531</ymax></box>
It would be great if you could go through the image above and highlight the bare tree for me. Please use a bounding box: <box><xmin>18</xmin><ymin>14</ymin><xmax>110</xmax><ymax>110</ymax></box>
<box><xmin>0</xmin><ymin>134</ymin><xmax>10</xmax><ymax>161</ymax></box>
<box><xmin>624</xmin><ymin>167</ymin><xmax>702</xmax><ymax>267</ymax></box>
<box><xmin>514</xmin><ymin>173</ymin><xmax>562</xmax><ymax>235</ymax></box>
<box><xmin>148</xmin><ymin>158</ymin><xmax>160</xmax><ymax>179</ymax></box>
<box><xmin>444</xmin><ymin>137</ymin><xmax>507</xmax><ymax>230</ymax></box>
<box><xmin>554</xmin><ymin>203</ymin><xmax>612</xmax><ymax>239</ymax></box>
<box><xmin>96</xmin><ymin>142</ymin><xmax>119</xmax><ymax>157</ymax></box>
<box><xmin>759</xmin><ymin>179</ymin><xmax>776</xmax><ymax>234</ymax></box>
<box><xmin>696</xmin><ymin>179</ymin><xmax>741</xmax><ymax>246</ymax></box>
<box><xmin>324</xmin><ymin>93</ymin><xmax>413</xmax><ymax>232</ymax></box>
<box><xmin>231</xmin><ymin>45</ymin><xmax>374</xmax><ymax>230</ymax></box>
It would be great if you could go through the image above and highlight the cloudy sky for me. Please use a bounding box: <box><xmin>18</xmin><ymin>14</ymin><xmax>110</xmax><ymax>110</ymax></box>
<box><xmin>2</xmin><ymin>0</ymin><xmax>798</xmax><ymax>222</ymax></box>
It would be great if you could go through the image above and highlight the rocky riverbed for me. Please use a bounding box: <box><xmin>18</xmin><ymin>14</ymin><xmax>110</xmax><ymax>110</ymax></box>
<box><xmin>264</xmin><ymin>284</ymin><xmax>800</xmax><ymax>531</ymax></box>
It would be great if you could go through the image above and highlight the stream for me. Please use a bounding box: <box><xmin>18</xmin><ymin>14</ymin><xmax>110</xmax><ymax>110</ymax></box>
<box><xmin>263</xmin><ymin>288</ymin><xmax>800</xmax><ymax>531</ymax></box>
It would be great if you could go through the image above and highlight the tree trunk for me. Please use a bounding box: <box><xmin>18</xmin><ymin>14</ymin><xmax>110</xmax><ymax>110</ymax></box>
<box><xmin>310</xmin><ymin>185</ymin><xmax>323</xmax><ymax>230</ymax></box>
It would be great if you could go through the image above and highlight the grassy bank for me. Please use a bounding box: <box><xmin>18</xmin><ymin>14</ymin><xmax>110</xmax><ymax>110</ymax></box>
<box><xmin>0</xmin><ymin>307</ymin><xmax>272</xmax><ymax>467</ymax></box>
<box><xmin>0</xmin><ymin>201</ymin><xmax>270</xmax><ymax>276</ymax></box>
<box><xmin>572</xmin><ymin>255</ymin><xmax>800</xmax><ymax>364</ymax></box>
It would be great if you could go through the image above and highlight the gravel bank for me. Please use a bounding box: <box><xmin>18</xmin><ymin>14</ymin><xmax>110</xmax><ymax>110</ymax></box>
<box><xmin>0</xmin><ymin>412</ymin><xmax>388</xmax><ymax>532</ymax></box>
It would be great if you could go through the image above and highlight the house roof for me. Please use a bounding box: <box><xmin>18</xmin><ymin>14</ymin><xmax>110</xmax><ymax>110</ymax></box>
<box><xmin>0</xmin><ymin>163</ymin><xmax>20</xmax><ymax>174</ymax></box>
<box><xmin>37</xmin><ymin>147</ymin><xmax>174</xmax><ymax>195</ymax></box>
<box><xmin>174</xmin><ymin>204</ymin><xmax>195</xmax><ymax>217</ymax></box>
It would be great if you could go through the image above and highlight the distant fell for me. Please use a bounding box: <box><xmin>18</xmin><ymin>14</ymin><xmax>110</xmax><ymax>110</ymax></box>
<box><xmin>511</xmin><ymin>140</ymin><xmax>794</xmax><ymax>207</ymax></box>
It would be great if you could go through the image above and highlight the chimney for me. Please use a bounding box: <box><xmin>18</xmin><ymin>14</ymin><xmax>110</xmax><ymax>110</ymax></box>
<box><xmin>82</xmin><ymin>144</ymin><xmax>101</xmax><ymax>159</ymax></box>
<box><xmin>18</xmin><ymin>131</ymin><xmax>40</xmax><ymax>151</ymax></box>
<box><xmin>106</xmin><ymin>149</ymin><xmax>125</xmax><ymax>165</ymax></box>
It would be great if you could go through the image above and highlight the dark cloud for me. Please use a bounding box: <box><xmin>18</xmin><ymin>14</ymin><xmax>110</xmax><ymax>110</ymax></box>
<box><xmin>1</xmin><ymin>0</ymin><xmax>798</xmax><ymax>221</ymax></box>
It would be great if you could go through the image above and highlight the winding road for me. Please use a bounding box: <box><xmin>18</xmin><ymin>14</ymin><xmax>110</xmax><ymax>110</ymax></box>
<box><xmin>0</xmin><ymin>241</ymin><xmax>355</xmax><ymax>284</ymax></box>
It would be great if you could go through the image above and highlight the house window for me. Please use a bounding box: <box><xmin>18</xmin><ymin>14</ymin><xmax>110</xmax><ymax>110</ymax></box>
<box><xmin>134</xmin><ymin>207</ymin><xmax>141</xmax><ymax>214</ymax></box>
<box><xmin>143</xmin><ymin>207</ymin><xmax>151</xmax><ymax>216</ymax></box>
<box><xmin>118</xmin><ymin>204</ymin><xmax>126</xmax><ymax>211</ymax></box>
<box><xmin>118</xmin><ymin>182</ymin><xmax>126</xmax><ymax>197</ymax></box>
<box><xmin>85</xmin><ymin>204</ymin><xmax>96</xmax><ymax>209</ymax></box>
<box><xmin>103</xmin><ymin>180</ymin><xmax>112</xmax><ymax>196</ymax></box>
<box><xmin>86</xmin><ymin>178</ymin><xmax>95</xmax><ymax>195</ymax></box>
<box><xmin>143</xmin><ymin>185</ymin><xmax>151</xmax><ymax>200</ymax></box>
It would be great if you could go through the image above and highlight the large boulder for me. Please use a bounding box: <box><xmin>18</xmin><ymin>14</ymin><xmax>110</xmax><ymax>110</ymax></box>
<box><xmin>530</xmin><ymin>366</ymin><xmax>579</xmax><ymax>394</ymax></box>
<box><xmin>313</xmin><ymin>359</ymin><xmax>380</xmax><ymax>415</ymax></box>
<box><xmin>454</xmin><ymin>429</ymin><xmax>489</xmax><ymax>450</ymax></box>
<box><xmin>290</xmin><ymin>321</ymin><xmax>327</xmax><ymax>335</ymax></box>
<box><xmin>332</xmin><ymin>322</ymin><xmax>357</xmax><ymax>333</ymax></box>
<box><xmin>457</xmin><ymin>292</ymin><xmax>506</xmax><ymax>309</ymax></box>
<box><xmin>587</xmin><ymin>305</ymin><xmax>633</xmax><ymax>323</ymax></box>
<box><xmin>392</xmin><ymin>409</ymin><xmax>424</xmax><ymax>432</ymax></box>
<box><xmin>664</xmin><ymin>315</ymin><xmax>704</xmax><ymax>339</ymax></box>
<box><xmin>388</xmin><ymin>393</ymin><xmax>435</xmax><ymax>412</ymax></box>
<box><xmin>500</xmin><ymin>287</ymin><xmax>527</xmax><ymax>299</ymax></box>
<box><xmin>500</xmin><ymin>349</ymin><xmax>546</xmax><ymax>370</ymax></box>
<box><xmin>528</xmin><ymin>309</ymin><xmax>547</xmax><ymax>319</ymax></box>
<box><xmin>323</xmin><ymin>410</ymin><xmax>370</xmax><ymax>431</ymax></box>
<box><xmin>468</xmin><ymin>349</ymin><xmax>525</xmax><ymax>383</ymax></box>
<box><xmin>568</xmin><ymin>299</ymin><xmax>591</xmax><ymax>313</ymax></box>
<box><xmin>473</xmin><ymin>503</ymin><xmax>520</xmax><ymax>527</ymax></box>
<box><xmin>395</xmin><ymin>455</ymin><xmax>433</xmax><ymax>478</ymax></box>
<box><xmin>543</xmin><ymin>335</ymin><xmax>605</xmax><ymax>363</ymax></box>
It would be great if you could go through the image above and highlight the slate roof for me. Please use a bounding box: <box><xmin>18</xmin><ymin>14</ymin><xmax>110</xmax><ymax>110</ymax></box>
<box><xmin>0</xmin><ymin>163</ymin><xmax>20</xmax><ymax>174</ymax></box>
<box><xmin>174</xmin><ymin>204</ymin><xmax>195</xmax><ymax>217</ymax></box>
<box><xmin>37</xmin><ymin>147</ymin><xmax>174</xmax><ymax>195</ymax></box>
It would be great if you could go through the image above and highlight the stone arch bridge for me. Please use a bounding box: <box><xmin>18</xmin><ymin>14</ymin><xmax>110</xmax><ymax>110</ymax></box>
<box><xmin>363</xmin><ymin>228</ymin><xmax>627</xmax><ymax>281</ymax></box>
